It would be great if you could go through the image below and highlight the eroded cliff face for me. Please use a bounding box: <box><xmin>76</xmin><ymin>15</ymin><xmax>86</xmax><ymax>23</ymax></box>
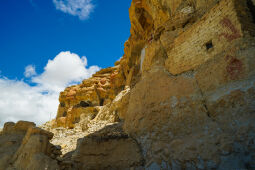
<box><xmin>122</xmin><ymin>0</ymin><xmax>255</xmax><ymax>169</ymax></box>
<box><xmin>54</xmin><ymin>65</ymin><xmax>125</xmax><ymax>129</ymax></box>
<box><xmin>1</xmin><ymin>0</ymin><xmax>255</xmax><ymax>169</ymax></box>
<box><xmin>0</xmin><ymin>121</ymin><xmax>60</xmax><ymax>170</ymax></box>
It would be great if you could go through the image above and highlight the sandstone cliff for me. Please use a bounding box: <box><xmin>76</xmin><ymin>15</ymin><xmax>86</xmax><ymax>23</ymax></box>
<box><xmin>0</xmin><ymin>121</ymin><xmax>60</xmax><ymax>170</ymax></box>
<box><xmin>54</xmin><ymin>65</ymin><xmax>125</xmax><ymax>129</ymax></box>
<box><xmin>1</xmin><ymin>0</ymin><xmax>255</xmax><ymax>169</ymax></box>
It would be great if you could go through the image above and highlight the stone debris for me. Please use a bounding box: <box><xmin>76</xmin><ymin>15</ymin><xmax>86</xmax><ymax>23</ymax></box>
<box><xmin>41</xmin><ymin>119</ymin><xmax>119</xmax><ymax>155</ymax></box>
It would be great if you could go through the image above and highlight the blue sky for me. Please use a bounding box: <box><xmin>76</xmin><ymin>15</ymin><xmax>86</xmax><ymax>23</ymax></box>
<box><xmin>0</xmin><ymin>0</ymin><xmax>131</xmax><ymax>127</ymax></box>
<box><xmin>0</xmin><ymin>0</ymin><xmax>131</xmax><ymax>79</ymax></box>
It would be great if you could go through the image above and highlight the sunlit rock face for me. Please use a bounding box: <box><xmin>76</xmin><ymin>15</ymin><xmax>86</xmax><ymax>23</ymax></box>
<box><xmin>121</xmin><ymin>0</ymin><xmax>255</xmax><ymax>169</ymax></box>
<box><xmin>54</xmin><ymin>65</ymin><xmax>126</xmax><ymax>129</ymax></box>
<box><xmin>53</xmin><ymin>0</ymin><xmax>255</xmax><ymax>169</ymax></box>
<box><xmin>1</xmin><ymin>0</ymin><xmax>255</xmax><ymax>169</ymax></box>
<box><xmin>0</xmin><ymin>121</ymin><xmax>60</xmax><ymax>170</ymax></box>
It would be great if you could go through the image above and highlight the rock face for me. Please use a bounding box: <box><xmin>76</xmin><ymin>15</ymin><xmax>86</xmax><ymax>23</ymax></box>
<box><xmin>72</xmin><ymin>123</ymin><xmax>144</xmax><ymax>170</ymax></box>
<box><xmin>54</xmin><ymin>65</ymin><xmax>125</xmax><ymax>128</ymax></box>
<box><xmin>1</xmin><ymin>0</ymin><xmax>255</xmax><ymax>169</ymax></box>
<box><xmin>52</xmin><ymin>0</ymin><xmax>255</xmax><ymax>169</ymax></box>
<box><xmin>0</xmin><ymin>121</ymin><xmax>60</xmax><ymax>170</ymax></box>
<box><xmin>121</xmin><ymin>0</ymin><xmax>255</xmax><ymax>169</ymax></box>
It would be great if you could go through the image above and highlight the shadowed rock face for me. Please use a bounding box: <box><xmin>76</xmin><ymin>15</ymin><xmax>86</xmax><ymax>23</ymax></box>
<box><xmin>72</xmin><ymin>123</ymin><xmax>144</xmax><ymax>170</ymax></box>
<box><xmin>1</xmin><ymin>0</ymin><xmax>255</xmax><ymax>169</ymax></box>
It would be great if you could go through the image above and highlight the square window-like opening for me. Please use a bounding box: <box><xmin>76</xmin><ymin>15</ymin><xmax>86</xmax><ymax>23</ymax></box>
<box><xmin>205</xmin><ymin>40</ymin><xmax>213</xmax><ymax>51</ymax></box>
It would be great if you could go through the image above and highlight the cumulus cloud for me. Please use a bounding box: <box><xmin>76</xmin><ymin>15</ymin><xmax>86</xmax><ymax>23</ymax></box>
<box><xmin>0</xmin><ymin>78</ymin><xmax>59</xmax><ymax>127</ymax></box>
<box><xmin>33</xmin><ymin>51</ymin><xmax>99</xmax><ymax>92</ymax></box>
<box><xmin>53</xmin><ymin>0</ymin><xmax>94</xmax><ymax>20</ymax></box>
<box><xmin>24</xmin><ymin>65</ymin><xmax>37</xmax><ymax>77</ymax></box>
<box><xmin>0</xmin><ymin>51</ymin><xmax>100</xmax><ymax>127</ymax></box>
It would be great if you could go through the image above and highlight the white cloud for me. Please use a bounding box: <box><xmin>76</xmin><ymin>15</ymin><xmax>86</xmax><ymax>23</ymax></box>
<box><xmin>33</xmin><ymin>51</ymin><xmax>99</xmax><ymax>92</ymax></box>
<box><xmin>0</xmin><ymin>78</ymin><xmax>59</xmax><ymax>127</ymax></box>
<box><xmin>53</xmin><ymin>0</ymin><xmax>94</xmax><ymax>20</ymax></box>
<box><xmin>0</xmin><ymin>51</ymin><xmax>100</xmax><ymax>127</ymax></box>
<box><xmin>24</xmin><ymin>65</ymin><xmax>37</xmax><ymax>77</ymax></box>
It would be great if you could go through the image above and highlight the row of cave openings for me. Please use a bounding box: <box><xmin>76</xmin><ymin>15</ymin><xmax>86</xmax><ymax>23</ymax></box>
<box><xmin>60</xmin><ymin>99</ymin><xmax>104</xmax><ymax>118</ymax></box>
<box><xmin>60</xmin><ymin>99</ymin><xmax>105</xmax><ymax>109</ymax></box>
<box><xmin>247</xmin><ymin>0</ymin><xmax>255</xmax><ymax>24</ymax></box>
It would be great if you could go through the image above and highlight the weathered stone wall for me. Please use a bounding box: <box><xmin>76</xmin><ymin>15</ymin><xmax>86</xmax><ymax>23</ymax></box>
<box><xmin>165</xmin><ymin>0</ymin><xmax>246</xmax><ymax>75</ymax></box>
<box><xmin>121</xmin><ymin>0</ymin><xmax>222</xmax><ymax>85</ymax></box>
<box><xmin>122</xmin><ymin>0</ymin><xmax>255</xmax><ymax>169</ymax></box>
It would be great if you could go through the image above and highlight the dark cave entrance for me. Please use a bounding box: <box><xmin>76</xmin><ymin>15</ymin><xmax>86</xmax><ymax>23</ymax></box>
<box><xmin>80</xmin><ymin>101</ymin><xmax>90</xmax><ymax>108</ymax></box>
<box><xmin>100</xmin><ymin>99</ymin><xmax>104</xmax><ymax>106</ymax></box>
<box><xmin>247</xmin><ymin>0</ymin><xmax>255</xmax><ymax>24</ymax></box>
<box><xmin>205</xmin><ymin>40</ymin><xmax>214</xmax><ymax>51</ymax></box>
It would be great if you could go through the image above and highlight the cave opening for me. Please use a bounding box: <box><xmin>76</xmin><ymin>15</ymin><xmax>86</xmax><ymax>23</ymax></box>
<box><xmin>63</xmin><ymin>111</ymin><xmax>67</xmax><ymax>117</ymax></box>
<box><xmin>182</xmin><ymin>20</ymin><xmax>190</xmax><ymax>28</ymax></box>
<box><xmin>60</xmin><ymin>102</ymin><xmax>65</xmax><ymax>107</ymax></box>
<box><xmin>136</xmin><ymin>8</ymin><xmax>153</xmax><ymax>31</ymax></box>
<box><xmin>91</xmin><ymin>114</ymin><xmax>97</xmax><ymax>120</ymax></box>
<box><xmin>139</xmin><ymin>12</ymin><xmax>147</xmax><ymax>30</ymax></box>
<box><xmin>80</xmin><ymin>101</ymin><xmax>90</xmax><ymax>108</ymax></box>
<box><xmin>247</xmin><ymin>0</ymin><xmax>255</xmax><ymax>24</ymax></box>
<box><xmin>100</xmin><ymin>99</ymin><xmax>104</xmax><ymax>106</ymax></box>
<box><xmin>205</xmin><ymin>40</ymin><xmax>213</xmax><ymax>50</ymax></box>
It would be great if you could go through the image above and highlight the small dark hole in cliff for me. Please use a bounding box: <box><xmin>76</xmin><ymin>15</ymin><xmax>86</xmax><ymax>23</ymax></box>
<box><xmin>60</xmin><ymin>102</ymin><xmax>65</xmax><ymax>107</ymax></box>
<box><xmin>121</xmin><ymin>85</ymin><xmax>125</xmax><ymax>91</ymax></box>
<box><xmin>137</xmin><ymin>8</ymin><xmax>152</xmax><ymax>31</ymax></box>
<box><xmin>11</xmin><ymin>140</ymin><xmax>17</xmax><ymax>144</ymax></box>
<box><xmin>80</xmin><ymin>101</ymin><xmax>90</xmax><ymax>108</ymax></box>
<box><xmin>182</xmin><ymin>20</ymin><xmax>190</xmax><ymax>28</ymax></box>
<box><xmin>247</xmin><ymin>0</ymin><xmax>255</xmax><ymax>23</ymax></box>
<box><xmin>63</xmin><ymin>111</ymin><xmax>67</xmax><ymax>117</ymax></box>
<box><xmin>100</xmin><ymin>99</ymin><xmax>104</xmax><ymax>106</ymax></box>
<box><xmin>245</xmin><ymin>162</ymin><xmax>252</xmax><ymax>169</ymax></box>
<box><xmin>205</xmin><ymin>40</ymin><xmax>213</xmax><ymax>50</ymax></box>
<box><xmin>91</xmin><ymin>114</ymin><xmax>97</xmax><ymax>120</ymax></box>
<box><xmin>139</xmin><ymin>13</ymin><xmax>147</xmax><ymax>30</ymax></box>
